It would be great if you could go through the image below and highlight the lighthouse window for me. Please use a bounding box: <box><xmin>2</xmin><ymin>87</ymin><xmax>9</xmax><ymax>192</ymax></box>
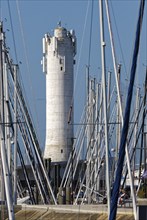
<box><xmin>61</xmin><ymin>149</ymin><xmax>63</xmax><ymax>153</ymax></box>
<box><xmin>60</xmin><ymin>58</ymin><xmax>63</xmax><ymax>64</ymax></box>
<box><xmin>60</xmin><ymin>66</ymin><xmax>63</xmax><ymax>71</ymax></box>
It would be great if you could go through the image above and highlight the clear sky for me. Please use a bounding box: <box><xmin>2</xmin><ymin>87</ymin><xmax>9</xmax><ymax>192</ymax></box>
<box><xmin>0</xmin><ymin>0</ymin><xmax>146</xmax><ymax>149</ymax></box>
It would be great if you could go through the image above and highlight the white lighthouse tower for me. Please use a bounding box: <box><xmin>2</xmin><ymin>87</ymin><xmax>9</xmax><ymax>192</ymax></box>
<box><xmin>42</xmin><ymin>24</ymin><xmax>76</xmax><ymax>162</ymax></box>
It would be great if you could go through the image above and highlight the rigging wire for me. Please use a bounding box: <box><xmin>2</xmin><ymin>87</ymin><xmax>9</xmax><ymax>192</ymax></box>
<box><xmin>7</xmin><ymin>0</ymin><xmax>18</xmax><ymax>64</ymax></box>
<box><xmin>72</xmin><ymin>0</ymin><xmax>90</xmax><ymax>104</ymax></box>
<box><xmin>125</xmin><ymin>2</ymin><xmax>142</xmax><ymax>90</ymax></box>
<box><xmin>0</xmin><ymin>0</ymin><xmax>2</xmax><ymax>21</ymax></box>
<box><xmin>7</xmin><ymin>0</ymin><xmax>35</xmax><ymax>136</ymax></box>
<box><xmin>88</xmin><ymin>0</ymin><xmax>94</xmax><ymax>67</ymax></box>
<box><xmin>67</xmin><ymin>0</ymin><xmax>90</xmax><ymax>135</ymax></box>
<box><xmin>68</xmin><ymin>0</ymin><xmax>94</xmax><ymax>127</ymax></box>
<box><xmin>109</xmin><ymin>1</ymin><xmax>128</xmax><ymax>80</ymax></box>
<box><xmin>110</xmin><ymin>1</ymin><xmax>142</xmax><ymax>108</ymax></box>
<box><xmin>15</xmin><ymin>0</ymin><xmax>42</xmax><ymax>146</ymax></box>
<box><xmin>7</xmin><ymin>0</ymin><xmax>42</xmax><ymax>151</ymax></box>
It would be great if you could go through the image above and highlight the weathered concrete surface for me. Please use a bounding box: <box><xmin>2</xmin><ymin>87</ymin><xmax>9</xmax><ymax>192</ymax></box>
<box><xmin>12</xmin><ymin>205</ymin><xmax>134</xmax><ymax>220</ymax></box>
<box><xmin>21</xmin><ymin>204</ymin><xmax>134</xmax><ymax>214</ymax></box>
<box><xmin>0</xmin><ymin>205</ymin><xmax>21</xmax><ymax>220</ymax></box>
<box><xmin>15</xmin><ymin>210</ymin><xmax>134</xmax><ymax>220</ymax></box>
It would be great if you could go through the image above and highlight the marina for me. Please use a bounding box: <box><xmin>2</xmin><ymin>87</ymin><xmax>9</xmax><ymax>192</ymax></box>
<box><xmin>0</xmin><ymin>204</ymin><xmax>135</xmax><ymax>220</ymax></box>
<box><xmin>0</xmin><ymin>0</ymin><xmax>146</xmax><ymax>219</ymax></box>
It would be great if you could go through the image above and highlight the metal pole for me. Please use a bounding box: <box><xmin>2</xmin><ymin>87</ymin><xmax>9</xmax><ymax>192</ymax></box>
<box><xmin>105</xmin><ymin>0</ymin><xmax>123</xmax><ymax>120</ymax></box>
<box><xmin>105</xmin><ymin>1</ymin><xmax>138</xmax><ymax>219</ymax></box>
<box><xmin>86</xmin><ymin>79</ymin><xmax>92</xmax><ymax>204</ymax></box>
<box><xmin>86</xmin><ymin>65</ymin><xmax>90</xmax><ymax>203</ymax></box>
<box><xmin>0</xmin><ymin>21</ymin><xmax>14</xmax><ymax>220</ymax></box>
<box><xmin>133</xmin><ymin>88</ymin><xmax>140</xmax><ymax>179</ymax></box>
<box><xmin>99</xmin><ymin>0</ymin><xmax>110</xmax><ymax>214</ymax></box>
<box><xmin>9</xmin><ymin>70</ymin><xmax>57</xmax><ymax>204</ymax></box>
<box><xmin>107</xmin><ymin>71</ymin><xmax>111</xmax><ymax>123</ymax></box>
<box><xmin>13</xmin><ymin>64</ymin><xmax>18</xmax><ymax>204</ymax></box>
<box><xmin>97</xmin><ymin>83</ymin><xmax>102</xmax><ymax>193</ymax></box>
<box><xmin>115</xmin><ymin>65</ymin><xmax>121</xmax><ymax>166</ymax></box>
<box><xmin>4</xmin><ymin>62</ymin><xmax>11</xmax><ymax>170</ymax></box>
<box><xmin>94</xmin><ymin>83</ymin><xmax>99</xmax><ymax>195</ymax></box>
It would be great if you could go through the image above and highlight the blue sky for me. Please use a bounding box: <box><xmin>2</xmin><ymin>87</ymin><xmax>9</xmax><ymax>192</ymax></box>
<box><xmin>0</xmin><ymin>0</ymin><xmax>146</xmax><ymax>149</ymax></box>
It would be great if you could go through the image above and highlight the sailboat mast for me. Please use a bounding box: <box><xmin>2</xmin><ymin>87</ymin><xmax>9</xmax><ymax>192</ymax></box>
<box><xmin>109</xmin><ymin>0</ymin><xmax>145</xmax><ymax>219</ymax></box>
<box><xmin>99</xmin><ymin>0</ymin><xmax>110</xmax><ymax>214</ymax></box>
<box><xmin>0</xmin><ymin>22</ymin><xmax>15</xmax><ymax>220</ymax></box>
<box><xmin>105</xmin><ymin>1</ymin><xmax>139</xmax><ymax>218</ymax></box>
<box><xmin>13</xmin><ymin>65</ymin><xmax>18</xmax><ymax>204</ymax></box>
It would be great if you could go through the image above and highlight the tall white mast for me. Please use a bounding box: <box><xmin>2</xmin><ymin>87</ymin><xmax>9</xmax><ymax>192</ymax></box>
<box><xmin>0</xmin><ymin>21</ymin><xmax>14</xmax><ymax>220</ymax></box>
<box><xmin>105</xmin><ymin>1</ymin><xmax>137</xmax><ymax>218</ymax></box>
<box><xmin>99</xmin><ymin>0</ymin><xmax>110</xmax><ymax>214</ymax></box>
<box><xmin>13</xmin><ymin>65</ymin><xmax>18</xmax><ymax>204</ymax></box>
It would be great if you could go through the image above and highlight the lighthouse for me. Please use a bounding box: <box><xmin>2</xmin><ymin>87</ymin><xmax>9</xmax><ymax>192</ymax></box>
<box><xmin>42</xmin><ymin>24</ymin><xmax>76</xmax><ymax>162</ymax></box>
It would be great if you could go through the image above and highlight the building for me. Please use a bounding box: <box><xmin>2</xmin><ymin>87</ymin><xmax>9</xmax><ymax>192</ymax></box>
<box><xmin>42</xmin><ymin>24</ymin><xmax>76</xmax><ymax>162</ymax></box>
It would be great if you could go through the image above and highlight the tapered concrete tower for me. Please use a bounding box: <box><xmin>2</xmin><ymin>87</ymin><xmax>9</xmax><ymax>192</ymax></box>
<box><xmin>42</xmin><ymin>24</ymin><xmax>76</xmax><ymax>162</ymax></box>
